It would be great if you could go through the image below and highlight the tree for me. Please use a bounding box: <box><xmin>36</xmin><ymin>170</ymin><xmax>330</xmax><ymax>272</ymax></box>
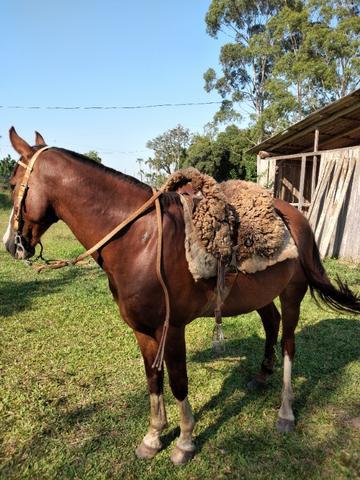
<box><xmin>268</xmin><ymin>0</ymin><xmax>359</xmax><ymax>115</ymax></box>
<box><xmin>0</xmin><ymin>155</ymin><xmax>16</xmax><ymax>183</ymax></box>
<box><xmin>185</xmin><ymin>125</ymin><xmax>257</xmax><ymax>182</ymax></box>
<box><xmin>83</xmin><ymin>150</ymin><xmax>102</xmax><ymax>163</ymax></box>
<box><xmin>141</xmin><ymin>125</ymin><xmax>192</xmax><ymax>187</ymax></box>
<box><xmin>306</xmin><ymin>0</ymin><xmax>360</xmax><ymax>100</ymax></box>
<box><xmin>204</xmin><ymin>0</ymin><xmax>360</xmax><ymax>140</ymax></box>
<box><xmin>204</xmin><ymin>0</ymin><xmax>284</xmax><ymax>135</ymax></box>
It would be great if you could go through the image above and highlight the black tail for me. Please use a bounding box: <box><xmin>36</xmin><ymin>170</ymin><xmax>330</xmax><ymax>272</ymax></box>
<box><xmin>300</xmin><ymin>236</ymin><xmax>360</xmax><ymax>314</ymax></box>
<box><xmin>275</xmin><ymin>203</ymin><xmax>360</xmax><ymax>315</ymax></box>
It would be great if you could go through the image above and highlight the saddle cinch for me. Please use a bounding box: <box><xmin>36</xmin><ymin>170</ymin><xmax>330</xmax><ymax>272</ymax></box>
<box><xmin>162</xmin><ymin>168</ymin><xmax>298</xmax><ymax>348</ymax></box>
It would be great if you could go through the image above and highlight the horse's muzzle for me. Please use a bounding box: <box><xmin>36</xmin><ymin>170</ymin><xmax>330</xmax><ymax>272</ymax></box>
<box><xmin>3</xmin><ymin>233</ymin><xmax>35</xmax><ymax>260</ymax></box>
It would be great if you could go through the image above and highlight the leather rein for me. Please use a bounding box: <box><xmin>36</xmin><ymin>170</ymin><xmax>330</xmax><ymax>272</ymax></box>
<box><xmin>14</xmin><ymin>147</ymin><xmax>169</xmax><ymax>370</ymax></box>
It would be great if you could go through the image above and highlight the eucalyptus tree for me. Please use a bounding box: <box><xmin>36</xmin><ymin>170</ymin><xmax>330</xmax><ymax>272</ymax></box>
<box><xmin>204</xmin><ymin>0</ymin><xmax>360</xmax><ymax>140</ymax></box>
<box><xmin>204</xmin><ymin>0</ymin><xmax>285</xmax><ymax>136</ymax></box>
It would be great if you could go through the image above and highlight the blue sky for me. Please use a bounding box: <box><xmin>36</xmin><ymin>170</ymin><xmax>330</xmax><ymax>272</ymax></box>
<box><xmin>1</xmin><ymin>0</ymin><xmax>228</xmax><ymax>176</ymax></box>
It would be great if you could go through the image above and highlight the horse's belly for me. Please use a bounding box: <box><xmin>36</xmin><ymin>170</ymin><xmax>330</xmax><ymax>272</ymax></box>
<box><xmin>221</xmin><ymin>258</ymin><xmax>297</xmax><ymax>316</ymax></box>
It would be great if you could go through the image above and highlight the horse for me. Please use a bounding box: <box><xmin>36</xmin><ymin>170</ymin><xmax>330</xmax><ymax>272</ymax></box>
<box><xmin>3</xmin><ymin>128</ymin><xmax>359</xmax><ymax>465</ymax></box>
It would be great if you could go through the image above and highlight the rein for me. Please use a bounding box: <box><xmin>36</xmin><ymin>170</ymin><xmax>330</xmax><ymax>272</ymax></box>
<box><xmin>14</xmin><ymin>148</ymin><xmax>170</xmax><ymax>370</ymax></box>
<box><xmin>35</xmin><ymin>187</ymin><xmax>165</xmax><ymax>271</ymax></box>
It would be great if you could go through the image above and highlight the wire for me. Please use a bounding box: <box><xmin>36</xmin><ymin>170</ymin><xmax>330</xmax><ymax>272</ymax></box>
<box><xmin>0</xmin><ymin>101</ymin><xmax>222</xmax><ymax>111</ymax></box>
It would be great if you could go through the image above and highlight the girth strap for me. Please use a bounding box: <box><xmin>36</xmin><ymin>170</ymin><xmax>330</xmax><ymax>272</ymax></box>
<box><xmin>212</xmin><ymin>259</ymin><xmax>238</xmax><ymax>352</ymax></box>
<box><xmin>214</xmin><ymin>258</ymin><xmax>226</xmax><ymax>325</ymax></box>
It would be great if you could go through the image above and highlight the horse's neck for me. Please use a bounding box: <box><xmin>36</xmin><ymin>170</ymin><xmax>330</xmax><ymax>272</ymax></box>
<box><xmin>47</xmin><ymin>155</ymin><xmax>150</xmax><ymax>251</ymax></box>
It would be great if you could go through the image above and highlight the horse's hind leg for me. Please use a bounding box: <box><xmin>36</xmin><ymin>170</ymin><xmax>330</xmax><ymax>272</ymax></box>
<box><xmin>165</xmin><ymin>325</ymin><xmax>195</xmax><ymax>466</ymax></box>
<box><xmin>277</xmin><ymin>280</ymin><xmax>307</xmax><ymax>432</ymax></box>
<box><xmin>134</xmin><ymin>329</ymin><xmax>168</xmax><ymax>459</ymax></box>
<box><xmin>248</xmin><ymin>302</ymin><xmax>281</xmax><ymax>390</ymax></box>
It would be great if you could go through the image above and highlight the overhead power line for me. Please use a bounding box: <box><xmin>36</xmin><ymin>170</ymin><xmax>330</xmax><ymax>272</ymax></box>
<box><xmin>0</xmin><ymin>101</ymin><xmax>222</xmax><ymax>111</ymax></box>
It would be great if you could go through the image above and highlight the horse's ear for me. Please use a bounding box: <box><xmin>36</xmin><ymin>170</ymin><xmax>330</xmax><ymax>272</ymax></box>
<box><xmin>9</xmin><ymin>127</ymin><xmax>32</xmax><ymax>157</ymax></box>
<box><xmin>35</xmin><ymin>131</ymin><xmax>46</xmax><ymax>146</ymax></box>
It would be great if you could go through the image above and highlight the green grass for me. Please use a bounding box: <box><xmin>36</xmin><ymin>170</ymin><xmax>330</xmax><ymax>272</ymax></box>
<box><xmin>1</xmin><ymin>193</ymin><xmax>359</xmax><ymax>480</ymax></box>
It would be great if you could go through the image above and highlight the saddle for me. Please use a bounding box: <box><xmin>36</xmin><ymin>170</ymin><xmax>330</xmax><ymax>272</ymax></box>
<box><xmin>162</xmin><ymin>168</ymin><xmax>298</xmax><ymax>281</ymax></box>
<box><xmin>162</xmin><ymin>168</ymin><xmax>298</xmax><ymax>352</ymax></box>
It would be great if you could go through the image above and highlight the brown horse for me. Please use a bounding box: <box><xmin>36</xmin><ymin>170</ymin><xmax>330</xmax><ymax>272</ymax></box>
<box><xmin>3</xmin><ymin>128</ymin><xmax>359</xmax><ymax>465</ymax></box>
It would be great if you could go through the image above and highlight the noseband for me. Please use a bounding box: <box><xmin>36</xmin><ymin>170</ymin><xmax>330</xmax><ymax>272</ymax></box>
<box><xmin>13</xmin><ymin>146</ymin><xmax>51</xmax><ymax>253</ymax></box>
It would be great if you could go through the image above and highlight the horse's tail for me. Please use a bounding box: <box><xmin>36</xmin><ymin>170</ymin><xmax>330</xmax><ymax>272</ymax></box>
<box><xmin>275</xmin><ymin>199</ymin><xmax>360</xmax><ymax>314</ymax></box>
<box><xmin>301</xmin><ymin>235</ymin><xmax>360</xmax><ymax>314</ymax></box>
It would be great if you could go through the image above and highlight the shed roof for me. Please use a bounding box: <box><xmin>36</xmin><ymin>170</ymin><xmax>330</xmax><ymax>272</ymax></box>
<box><xmin>248</xmin><ymin>88</ymin><xmax>360</xmax><ymax>155</ymax></box>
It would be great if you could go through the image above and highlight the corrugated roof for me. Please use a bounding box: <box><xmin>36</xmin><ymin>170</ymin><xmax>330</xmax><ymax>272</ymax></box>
<box><xmin>248</xmin><ymin>88</ymin><xmax>360</xmax><ymax>155</ymax></box>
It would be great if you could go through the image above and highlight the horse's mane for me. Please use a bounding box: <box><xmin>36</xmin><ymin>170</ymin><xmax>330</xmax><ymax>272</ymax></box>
<box><xmin>55</xmin><ymin>147</ymin><xmax>152</xmax><ymax>192</ymax></box>
<box><xmin>54</xmin><ymin>147</ymin><xmax>182</xmax><ymax>210</ymax></box>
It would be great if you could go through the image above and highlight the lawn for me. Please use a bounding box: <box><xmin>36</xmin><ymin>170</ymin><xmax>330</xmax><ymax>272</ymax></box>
<box><xmin>0</xmin><ymin>189</ymin><xmax>359</xmax><ymax>480</ymax></box>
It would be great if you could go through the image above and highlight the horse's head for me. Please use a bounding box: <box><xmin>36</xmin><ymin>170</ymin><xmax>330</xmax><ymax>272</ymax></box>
<box><xmin>3</xmin><ymin>127</ymin><xmax>58</xmax><ymax>259</ymax></box>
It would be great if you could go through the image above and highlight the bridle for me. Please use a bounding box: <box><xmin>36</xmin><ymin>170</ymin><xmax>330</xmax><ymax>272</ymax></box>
<box><xmin>13</xmin><ymin>146</ymin><xmax>51</xmax><ymax>256</ymax></box>
<box><xmin>13</xmin><ymin>146</ymin><xmax>51</xmax><ymax>232</ymax></box>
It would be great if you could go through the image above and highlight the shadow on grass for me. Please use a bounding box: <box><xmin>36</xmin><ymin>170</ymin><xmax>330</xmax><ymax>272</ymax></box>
<box><xmin>0</xmin><ymin>266</ymin><xmax>103</xmax><ymax>317</ymax></box>
<box><xmin>0</xmin><ymin>318</ymin><xmax>359</xmax><ymax>478</ymax></box>
<box><xmin>189</xmin><ymin>317</ymin><xmax>360</xmax><ymax>454</ymax></box>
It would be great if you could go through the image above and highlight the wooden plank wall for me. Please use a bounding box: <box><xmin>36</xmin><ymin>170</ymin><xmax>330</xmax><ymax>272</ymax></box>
<box><xmin>308</xmin><ymin>146</ymin><xmax>360</xmax><ymax>260</ymax></box>
<box><xmin>328</xmin><ymin>147</ymin><xmax>360</xmax><ymax>260</ymax></box>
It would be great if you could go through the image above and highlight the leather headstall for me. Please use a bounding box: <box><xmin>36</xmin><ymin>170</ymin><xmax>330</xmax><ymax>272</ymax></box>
<box><xmin>13</xmin><ymin>146</ymin><xmax>51</xmax><ymax>233</ymax></box>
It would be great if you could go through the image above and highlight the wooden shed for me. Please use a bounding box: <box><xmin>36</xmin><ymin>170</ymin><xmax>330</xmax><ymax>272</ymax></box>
<box><xmin>248</xmin><ymin>89</ymin><xmax>360</xmax><ymax>260</ymax></box>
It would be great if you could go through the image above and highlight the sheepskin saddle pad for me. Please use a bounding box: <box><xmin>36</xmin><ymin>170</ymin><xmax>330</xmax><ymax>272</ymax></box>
<box><xmin>162</xmin><ymin>168</ymin><xmax>298</xmax><ymax>280</ymax></box>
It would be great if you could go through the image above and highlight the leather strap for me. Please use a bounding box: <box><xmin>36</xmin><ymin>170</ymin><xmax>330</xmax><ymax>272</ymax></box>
<box><xmin>35</xmin><ymin>188</ymin><xmax>165</xmax><ymax>272</ymax></box>
<box><xmin>14</xmin><ymin>146</ymin><xmax>51</xmax><ymax>232</ymax></box>
<box><xmin>151</xmin><ymin>190</ymin><xmax>171</xmax><ymax>370</ymax></box>
<box><xmin>73</xmin><ymin>188</ymin><xmax>164</xmax><ymax>264</ymax></box>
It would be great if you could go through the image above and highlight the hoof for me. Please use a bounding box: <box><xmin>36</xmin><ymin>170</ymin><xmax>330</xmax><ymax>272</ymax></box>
<box><xmin>170</xmin><ymin>446</ymin><xmax>195</xmax><ymax>466</ymax></box>
<box><xmin>135</xmin><ymin>441</ymin><xmax>160</xmax><ymax>460</ymax></box>
<box><xmin>277</xmin><ymin>417</ymin><xmax>295</xmax><ymax>433</ymax></box>
<box><xmin>247</xmin><ymin>377</ymin><xmax>267</xmax><ymax>392</ymax></box>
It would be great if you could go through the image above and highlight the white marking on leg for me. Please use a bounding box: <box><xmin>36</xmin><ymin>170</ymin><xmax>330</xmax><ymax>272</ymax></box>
<box><xmin>142</xmin><ymin>393</ymin><xmax>167</xmax><ymax>450</ymax></box>
<box><xmin>176</xmin><ymin>397</ymin><xmax>195</xmax><ymax>452</ymax></box>
<box><xmin>278</xmin><ymin>353</ymin><xmax>295</xmax><ymax>421</ymax></box>
<box><xmin>2</xmin><ymin>208</ymin><xmax>14</xmax><ymax>246</ymax></box>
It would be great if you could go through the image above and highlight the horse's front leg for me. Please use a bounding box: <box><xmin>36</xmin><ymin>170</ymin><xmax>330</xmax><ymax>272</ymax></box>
<box><xmin>165</xmin><ymin>325</ymin><xmax>195</xmax><ymax>465</ymax></box>
<box><xmin>134</xmin><ymin>330</ymin><xmax>168</xmax><ymax>459</ymax></box>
